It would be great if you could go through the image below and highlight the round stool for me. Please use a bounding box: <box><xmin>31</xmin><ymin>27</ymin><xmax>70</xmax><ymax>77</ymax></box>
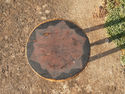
<box><xmin>26</xmin><ymin>19</ymin><xmax>90</xmax><ymax>81</ymax></box>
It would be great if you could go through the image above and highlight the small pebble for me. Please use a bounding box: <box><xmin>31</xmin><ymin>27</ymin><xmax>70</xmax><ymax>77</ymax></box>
<box><xmin>42</xmin><ymin>4</ymin><xmax>47</xmax><ymax>9</ymax></box>
<box><xmin>2</xmin><ymin>68</ymin><xmax>5</xmax><ymax>73</ymax></box>
<box><xmin>39</xmin><ymin>11</ymin><xmax>42</xmax><ymax>14</ymax></box>
<box><xmin>45</xmin><ymin>10</ymin><xmax>50</xmax><ymax>14</ymax></box>
<box><xmin>11</xmin><ymin>54</ymin><xmax>15</xmax><ymax>58</ymax></box>
<box><xmin>5</xmin><ymin>0</ymin><xmax>11</xmax><ymax>3</ymax></box>
<box><xmin>36</xmin><ymin>6</ymin><xmax>41</xmax><ymax>11</ymax></box>
<box><xmin>105</xmin><ymin>38</ymin><xmax>110</xmax><ymax>43</ymax></box>
<box><xmin>73</xmin><ymin>61</ymin><xmax>75</xmax><ymax>63</ymax></box>
<box><xmin>21</xmin><ymin>47</ymin><xmax>25</xmax><ymax>52</ymax></box>
<box><xmin>41</xmin><ymin>17</ymin><xmax>47</xmax><ymax>20</ymax></box>
<box><xmin>4</xmin><ymin>36</ymin><xmax>8</xmax><ymax>40</ymax></box>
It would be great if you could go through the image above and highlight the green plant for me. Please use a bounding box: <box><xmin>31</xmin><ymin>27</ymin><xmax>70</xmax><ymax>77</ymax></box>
<box><xmin>105</xmin><ymin>0</ymin><xmax>125</xmax><ymax>65</ymax></box>
<box><xmin>120</xmin><ymin>0</ymin><xmax>125</xmax><ymax>4</ymax></box>
<box><xmin>121</xmin><ymin>55</ymin><xmax>125</xmax><ymax>65</ymax></box>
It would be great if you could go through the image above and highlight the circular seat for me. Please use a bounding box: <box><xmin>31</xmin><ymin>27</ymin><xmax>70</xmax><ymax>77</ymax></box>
<box><xmin>26</xmin><ymin>19</ymin><xmax>90</xmax><ymax>81</ymax></box>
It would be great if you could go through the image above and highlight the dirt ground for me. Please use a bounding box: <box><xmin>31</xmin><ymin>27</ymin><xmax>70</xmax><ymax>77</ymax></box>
<box><xmin>0</xmin><ymin>0</ymin><xmax>125</xmax><ymax>94</ymax></box>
